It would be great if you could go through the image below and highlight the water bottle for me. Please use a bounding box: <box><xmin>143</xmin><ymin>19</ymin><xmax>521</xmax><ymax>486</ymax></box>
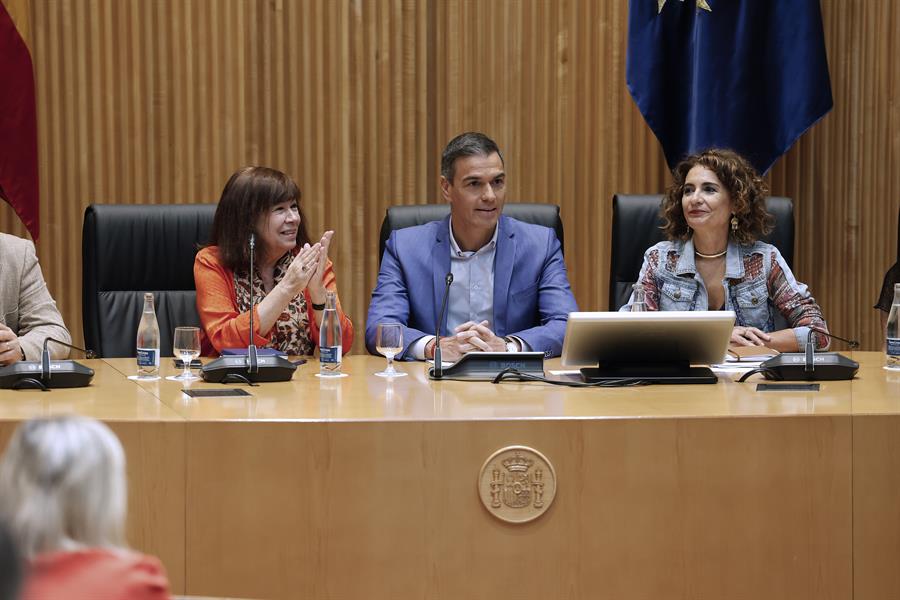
<box><xmin>886</xmin><ymin>283</ymin><xmax>900</xmax><ymax>371</ymax></box>
<box><xmin>319</xmin><ymin>291</ymin><xmax>342</xmax><ymax>376</ymax></box>
<box><xmin>136</xmin><ymin>292</ymin><xmax>161</xmax><ymax>378</ymax></box>
<box><xmin>631</xmin><ymin>283</ymin><xmax>647</xmax><ymax>312</ymax></box>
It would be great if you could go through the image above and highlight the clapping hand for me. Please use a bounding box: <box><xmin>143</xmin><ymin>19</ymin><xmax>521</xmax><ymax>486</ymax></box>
<box><xmin>284</xmin><ymin>241</ymin><xmax>321</xmax><ymax>295</ymax></box>
<box><xmin>306</xmin><ymin>231</ymin><xmax>334</xmax><ymax>303</ymax></box>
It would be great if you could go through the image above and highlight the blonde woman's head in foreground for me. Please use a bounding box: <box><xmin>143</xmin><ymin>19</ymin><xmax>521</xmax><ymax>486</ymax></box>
<box><xmin>0</xmin><ymin>416</ymin><xmax>127</xmax><ymax>558</ymax></box>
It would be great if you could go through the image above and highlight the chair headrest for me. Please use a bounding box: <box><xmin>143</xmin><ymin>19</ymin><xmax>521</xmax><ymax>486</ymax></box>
<box><xmin>82</xmin><ymin>203</ymin><xmax>217</xmax><ymax>291</ymax></box>
<box><xmin>378</xmin><ymin>203</ymin><xmax>564</xmax><ymax>263</ymax></box>
<box><xmin>609</xmin><ymin>194</ymin><xmax>794</xmax><ymax>310</ymax></box>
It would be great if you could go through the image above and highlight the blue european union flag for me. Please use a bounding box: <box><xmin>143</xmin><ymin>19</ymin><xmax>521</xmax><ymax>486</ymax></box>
<box><xmin>626</xmin><ymin>0</ymin><xmax>832</xmax><ymax>174</ymax></box>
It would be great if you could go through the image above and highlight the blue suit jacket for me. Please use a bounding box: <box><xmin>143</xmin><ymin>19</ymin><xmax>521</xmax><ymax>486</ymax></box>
<box><xmin>366</xmin><ymin>215</ymin><xmax>578</xmax><ymax>359</ymax></box>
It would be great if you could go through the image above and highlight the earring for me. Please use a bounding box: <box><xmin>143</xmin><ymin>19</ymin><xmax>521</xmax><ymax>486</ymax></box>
<box><xmin>730</xmin><ymin>214</ymin><xmax>738</xmax><ymax>232</ymax></box>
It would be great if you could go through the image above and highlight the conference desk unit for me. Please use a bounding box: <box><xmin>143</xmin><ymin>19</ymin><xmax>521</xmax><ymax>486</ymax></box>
<box><xmin>1</xmin><ymin>354</ymin><xmax>898</xmax><ymax>599</ymax></box>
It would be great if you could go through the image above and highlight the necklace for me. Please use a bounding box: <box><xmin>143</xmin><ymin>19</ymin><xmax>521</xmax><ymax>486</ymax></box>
<box><xmin>695</xmin><ymin>248</ymin><xmax>727</xmax><ymax>259</ymax></box>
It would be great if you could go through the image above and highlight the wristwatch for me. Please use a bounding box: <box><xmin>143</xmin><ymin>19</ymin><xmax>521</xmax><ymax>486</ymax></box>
<box><xmin>504</xmin><ymin>336</ymin><xmax>518</xmax><ymax>353</ymax></box>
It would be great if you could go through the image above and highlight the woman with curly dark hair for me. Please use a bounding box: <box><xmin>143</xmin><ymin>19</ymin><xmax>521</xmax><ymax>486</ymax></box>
<box><xmin>621</xmin><ymin>148</ymin><xmax>829</xmax><ymax>351</ymax></box>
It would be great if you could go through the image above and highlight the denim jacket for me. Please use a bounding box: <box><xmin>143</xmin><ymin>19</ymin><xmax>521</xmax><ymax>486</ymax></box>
<box><xmin>620</xmin><ymin>238</ymin><xmax>830</xmax><ymax>350</ymax></box>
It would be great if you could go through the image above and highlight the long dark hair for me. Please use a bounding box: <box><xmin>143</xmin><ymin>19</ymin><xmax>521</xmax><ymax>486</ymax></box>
<box><xmin>661</xmin><ymin>148</ymin><xmax>773</xmax><ymax>245</ymax></box>
<box><xmin>209</xmin><ymin>166</ymin><xmax>311</xmax><ymax>270</ymax></box>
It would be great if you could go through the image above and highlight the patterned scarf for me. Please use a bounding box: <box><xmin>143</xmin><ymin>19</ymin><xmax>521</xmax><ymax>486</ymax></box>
<box><xmin>233</xmin><ymin>251</ymin><xmax>314</xmax><ymax>356</ymax></box>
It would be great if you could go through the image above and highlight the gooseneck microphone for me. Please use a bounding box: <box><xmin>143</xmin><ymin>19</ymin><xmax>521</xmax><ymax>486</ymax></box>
<box><xmin>425</xmin><ymin>271</ymin><xmax>544</xmax><ymax>381</ymax></box>
<box><xmin>432</xmin><ymin>273</ymin><xmax>454</xmax><ymax>379</ymax></box>
<box><xmin>247</xmin><ymin>233</ymin><xmax>259</xmax><ymax>374</ymax></box>
<box><xmin>41</xmin><ymin>337</ymin><xmax>96</xmax><ymax>358</ymax></box>
<box><xmin>41</xmin><ymin>338</ymin><xmax>97</xmax><ymax>381</ymax></box>
<box><xmin>805</xmin><ymin>327</ymin><xmax>859</xmax><ymax>374</ymax></box>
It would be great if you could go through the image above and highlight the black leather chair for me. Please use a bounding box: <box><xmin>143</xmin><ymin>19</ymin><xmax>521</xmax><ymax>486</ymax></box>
<box><xmin>894</xmin><ymin>206</ymin><xmax>900</xmax><ymax>265</ymax></box>
<box><xmin>876</xmin><ymin>208</ymin><xmax>900</xmax><ymax>312</ymax></box>
<box><xmin>82</xmin><ymin>204</ymin><xmax>217</xmax><ymax>358</ymax></box>
<box><xmin>609</xmin><ymin>195</ymin><xmax>794</xmax><ymax>311</ymax></box>
<box><xmin>378</xmin><ymin>203</ymin><xmax>564</xmax><ymax>264</ymax></box>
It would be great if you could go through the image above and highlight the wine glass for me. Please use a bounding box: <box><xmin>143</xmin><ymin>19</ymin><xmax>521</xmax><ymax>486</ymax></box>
<box><xmin>375</xmin><ymin>323</ymin><xmax>406</xmax><ymax>378</ymax></box>
<box><xmin>169</xmin><ymin>326</ymin><xmax>201</xmax><ymax>381</ymax></box>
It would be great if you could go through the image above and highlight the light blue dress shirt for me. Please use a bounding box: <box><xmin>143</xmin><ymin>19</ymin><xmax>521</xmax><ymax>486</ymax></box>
<box><xmin>446</xmin><ymin>218</ymin><xmax>498</xmax><ymax>331</ymax></box>
<box><xmin>410</xmin><ymin>218</ymin><xmax>524</xmax><ymax>358</ymax></box>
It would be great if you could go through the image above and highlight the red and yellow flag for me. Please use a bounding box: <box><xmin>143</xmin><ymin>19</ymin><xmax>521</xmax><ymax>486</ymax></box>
<box><xmin>0</xmin><ymin>0</ymin><xmax>38</xmax><ymax>240</ymax></box>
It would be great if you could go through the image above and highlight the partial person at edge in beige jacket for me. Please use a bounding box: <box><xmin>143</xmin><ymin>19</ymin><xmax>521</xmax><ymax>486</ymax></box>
<box><xmin>0</xmin><ymin>232</ymin><xmax>71</xmax><ymax>365</ymax></box>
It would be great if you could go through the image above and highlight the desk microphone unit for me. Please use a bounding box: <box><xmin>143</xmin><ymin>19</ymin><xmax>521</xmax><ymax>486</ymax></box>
<box><xmin>201</xmin><ymin>233</ymin><xmax>296</xmax><ymax>385</ymax></box>
<box><xmin>429</xmin><ymin>351</ymin><xmax>545</xmax><ymax>381</ymax></box>
<box><xmin>201</xmin><ymin>354</ymin><xmax>297</xmax><ymax>384</ymax></box>
<box><xmin>425</xmin><ymin>273</ymin><xmax>546</xmax><ymax>380</ymax></box>
<box><xmin>0</xmin><ymin>338</ymin><xmax>95</xmax><ymax>391</ymax></box>
<box><xmin>755</xmin><ymin>329</ymin><xmax>859</xmax><ymax>381</ymax></box>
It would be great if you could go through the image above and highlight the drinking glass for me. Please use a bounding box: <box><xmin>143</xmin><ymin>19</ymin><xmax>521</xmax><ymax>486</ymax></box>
<box><xmin>169</xmin><ymin>326</ymin><xmax>201</xmax><ymax>381</ymax></box>
<box><xmin>375</xmin><ymin>323</ymin><xmax>406</xmax><ymax>378</ymax></box>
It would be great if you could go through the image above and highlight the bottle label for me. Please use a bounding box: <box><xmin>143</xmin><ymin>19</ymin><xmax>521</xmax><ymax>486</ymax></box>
<box><xmin>320</xmin><ymin>346</ymin><xmax>342</xmax><ymax>364</ymax></box>
<box><xmin>888</xmin><ymin>338</ymin><xmax>900</xmax><ymax>358</ymax></box>
<box><xmin>137</xmin><ymin>348</ymin><xmax>160</xmax><ymax>367</ymax></box>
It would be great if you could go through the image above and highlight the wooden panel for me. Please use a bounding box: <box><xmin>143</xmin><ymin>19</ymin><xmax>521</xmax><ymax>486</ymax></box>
<box><xmin>9</xmin><ymin>355</ymin><xmax>900</xmax><ymax>597</ymax></box>
<box><xmin>0</xmin><ymin>0</ymin><xmax>896</xmax><ymax>353</ymax></box>
<box><xmin>770</xmin><ymin>1</ymin><xmax>900</xmax><ymax>351</ymax></box>
<box><xmin>186</xmin><ymin>417</ymin><xmax>851</xmax><ymax>599</ymax></box>
<box><xmin>107</xmin><ymin>421</ymin><xmax>186</xmax><ymax>595</ymax></box>
<box><xmin>3</xmin><ymin>0</ymin><xmax>31</xmax><ymax>44</ymax></box>
<box><xmin>0</xmin><ymin>419</ymin><xmax>186</xmax><ymax>595</ymax></box>
<box><xmin>853</xmin><ymin>415</ymin><xmax>900</xmax><ymax>599</ymax></box>
<box><xmin>849</xmin><ymin>357</ymin><xmax>900</xmax><ymax>415</ymax></box>
<box><xmin>431</xmin><ymin>0</ymin><xmax>669</xmax><ymax>318</ymax></box>
<box><xmin>0</xmin><ymin>360</ymin><xmax>183</xmax><ymax>421</ymax></box>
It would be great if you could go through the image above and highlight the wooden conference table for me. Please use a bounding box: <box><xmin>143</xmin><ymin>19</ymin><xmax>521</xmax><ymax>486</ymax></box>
<box><xmin>0</xmin><ymin>354</ymin><xmax>898</xmax><ymax>599</ymax></box>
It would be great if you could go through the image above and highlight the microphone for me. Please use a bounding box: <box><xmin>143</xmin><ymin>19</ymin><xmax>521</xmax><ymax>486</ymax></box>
<box><xmin>41</xmin><ymin>338</ymin><xmax>97</xmax><ymax>380</ymax></box>
<box><xmin>0</xmin><ymin>337</ymin><xmax>95</xmax><ymax>390</ymax></box>
<box><xmin>431</xmin><ymin>273</ymin><xmax>454</xmax><ymax>379</ymax></box>
<box><xmin>201</xmin><ymin>232</ymin><xmax>297</xmax><ymax>384</ymax></box>
<box><xmin>426</xmin><ymin>272</ymin><xmax>545</xmax><ymax>380</ymax></box>
<box><xmin>804</xmin><ymin>327</ymin><xmax>859</xmax><ymax>374</ymax></box>
<box><xmin>247</xmin><ymin>233</ymin><xmax>258</xmax><ymax>374</ymax></box>
<box><xmin>749</xmin><ymin>327</ymin><xmax>860</xmax><ymax>381</ymax></box>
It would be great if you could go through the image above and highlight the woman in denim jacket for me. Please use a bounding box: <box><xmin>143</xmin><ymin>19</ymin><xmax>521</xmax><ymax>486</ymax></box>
<box><xmin>621</xmin><ymin>149</ymin><xmax>829</xmax><ymax>351</ymax></box>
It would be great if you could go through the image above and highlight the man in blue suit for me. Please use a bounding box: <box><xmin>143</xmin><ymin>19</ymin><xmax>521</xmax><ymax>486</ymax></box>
<box><xmin>366</xmin><ymin>132</ymin><xmax>578</xmax><ymax>361</ymax></box>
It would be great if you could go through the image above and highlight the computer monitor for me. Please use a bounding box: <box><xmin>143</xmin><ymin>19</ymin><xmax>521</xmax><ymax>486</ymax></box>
<box><xmin>560</xmin><ymin>311</ymin><xmax>735</xmax><ymax>384</ymax></box>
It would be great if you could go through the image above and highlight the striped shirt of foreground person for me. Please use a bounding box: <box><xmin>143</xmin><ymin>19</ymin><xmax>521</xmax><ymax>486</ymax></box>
<box><xmin>0</xmin><ymin>416</ymin><xmax>171</xmax><ymax>600</ymax></box>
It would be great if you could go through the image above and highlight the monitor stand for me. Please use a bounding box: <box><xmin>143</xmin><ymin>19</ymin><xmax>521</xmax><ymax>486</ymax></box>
<box><xmin>580</xmin><ymin>361</ymin><xmax>718</xmax><ymax>385</ymax></box>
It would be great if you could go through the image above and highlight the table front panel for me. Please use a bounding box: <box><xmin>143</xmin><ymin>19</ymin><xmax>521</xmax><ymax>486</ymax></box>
<box><xmin>186</xmin><ymin>417</ymin><xmax>851</xmax><ymax>599</ymax></box>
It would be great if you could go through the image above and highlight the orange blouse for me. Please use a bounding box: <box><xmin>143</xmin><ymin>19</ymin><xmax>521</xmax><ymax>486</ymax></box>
<box><xmin>23</xmin><ymin>548</ymin><xmax>171</xmax><ymax>600</ymax></box>
<box><xmin>194</xmin><ymin>246</ymin><xmax>354</xmax><ymax>356</ymax></box>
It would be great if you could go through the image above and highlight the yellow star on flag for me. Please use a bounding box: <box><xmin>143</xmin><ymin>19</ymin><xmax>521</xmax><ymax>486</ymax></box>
<box><xmin>658</xmin><ymin>0</ymin><xmax>712</xmax><ymax>14</ymax></box>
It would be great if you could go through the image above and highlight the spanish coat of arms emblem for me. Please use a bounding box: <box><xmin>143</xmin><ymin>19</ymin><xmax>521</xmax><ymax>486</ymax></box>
<box><xmin>478</xmin><ymin>445</ymin><xmax>557</xmax><ymax>523</ymax></box>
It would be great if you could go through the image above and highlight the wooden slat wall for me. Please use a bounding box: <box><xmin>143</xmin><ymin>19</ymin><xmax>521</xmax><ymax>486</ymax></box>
<box><xmin>0</xmin><ymin>0</ymin><xmax>896</xmax><ymax>352</ymax></box>
<box><xmin>769</xmin><ymin>1</ymin><xmax>900</xmax><ymax>351</ymax></box>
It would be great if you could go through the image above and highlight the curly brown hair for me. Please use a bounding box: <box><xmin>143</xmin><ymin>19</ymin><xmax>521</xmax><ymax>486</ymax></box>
<box><xmin>661</xmin><ymin>148</ymin><xmax>773</xmax><ymax>245</ymax></box>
